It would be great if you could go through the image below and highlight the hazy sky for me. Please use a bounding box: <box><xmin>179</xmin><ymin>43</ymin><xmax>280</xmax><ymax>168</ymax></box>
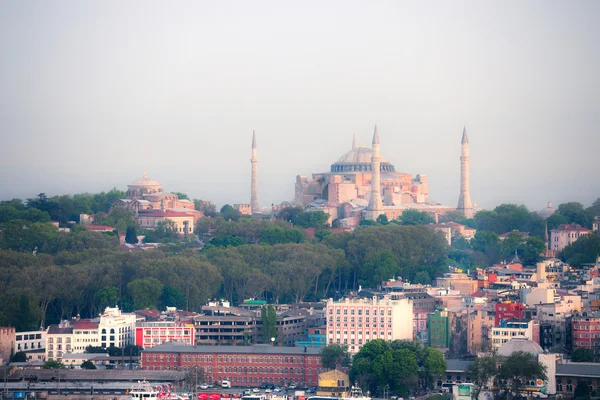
<box><xmin>1</xmin><ymin>1</ymin><xmax>599</xmax><ymax>211</ymax></box>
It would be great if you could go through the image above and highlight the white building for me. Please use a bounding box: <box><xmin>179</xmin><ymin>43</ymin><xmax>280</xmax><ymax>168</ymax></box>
<box><xmin>550</xmin><ymin>224</ymin><xmax>592</xmax><ymax>253</ymax></box>
<box><xmin>46</xmin><ymin>322</ymin><xmax>74</xmax><ymax>361</ymax></box>
<box><xmin>46</xmin><ymin>307</ymin><xmax>136</xmax><ymax>361</ymax></box>
<box><xmin>326</xmin><ymin>295</ymin><xmax>413</xmax><ymax>354</ymax></box>
<box><xmin>521</xmin><ymin>287</ymin><xmax>559</xmax><ymax>307</ymax></box>
<box><xmin>98</xmin><ymin>306</ymin><xmax>136</xmax><ymax>348</ymax></box>
<box><xmin>72</xmin><ymin>320</ymin><xmax>100</xmax><ymax>352</ymax></box>
<box><xmin>15</xmin><ymin>330</ymin><xmax>45</xmax><ymax>353</ymax></box>
<box><xmin>491</xmin><ymin>320</ymin><xmax>538</xmax><ymax>350</ymax></box>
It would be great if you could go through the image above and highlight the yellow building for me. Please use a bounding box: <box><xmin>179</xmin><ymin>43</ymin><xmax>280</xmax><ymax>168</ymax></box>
<box><xmin>317</xmin><ymin>370</ymin><xmax>349</xmax><ymax>397</ymax></box>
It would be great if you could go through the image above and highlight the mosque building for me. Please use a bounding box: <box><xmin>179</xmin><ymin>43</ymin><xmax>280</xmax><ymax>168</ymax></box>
<box><xmin>294</xmin><ymin>126</ymin><xmax>459</xmax><ymax>227</ymax></box>
<box><xmin>112</xmin><ymin>173</ymin><xmax>203</xmax><ymax>235</ymax></box>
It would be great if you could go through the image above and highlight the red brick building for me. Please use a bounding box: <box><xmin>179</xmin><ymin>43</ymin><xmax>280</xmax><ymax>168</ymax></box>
<box><xmin>141</xmin><ymin>342</ymin><xmax>323</xmax><ymax>387</ymax></box>
<box><xmin>571</xmin><ymin>312</ymin><xmax>600</xmax><ymax>358</ymax></box>
<box><xmin>495</xmin><ymin>302</ymin><xmax>526</xmax><ymax>326</ymax></box>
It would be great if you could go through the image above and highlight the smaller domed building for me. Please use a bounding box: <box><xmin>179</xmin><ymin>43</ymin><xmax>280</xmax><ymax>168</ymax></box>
<box><xmin>113</xmin><ymin>173</ymin><xmax>202</xmax><ymax>236</ymax></box>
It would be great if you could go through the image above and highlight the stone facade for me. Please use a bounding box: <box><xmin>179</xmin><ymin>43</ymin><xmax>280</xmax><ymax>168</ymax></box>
<box><xmin>0</xmin><ymin>327</ymin><xmax>16</xmax><ymax>363</ymax></box>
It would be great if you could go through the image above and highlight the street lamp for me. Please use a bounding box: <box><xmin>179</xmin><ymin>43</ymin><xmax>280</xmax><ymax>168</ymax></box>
<box><xmin>270</xmin><ymin>337</ymin><xmax>275</xmax><ymax>347</ymax></box>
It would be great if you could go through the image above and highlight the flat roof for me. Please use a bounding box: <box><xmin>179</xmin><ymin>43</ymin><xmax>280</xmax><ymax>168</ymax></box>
<box><xmin>143</xmin><ymin>343</ymin><xmax>321</xmax><ymax>355</ymax></box>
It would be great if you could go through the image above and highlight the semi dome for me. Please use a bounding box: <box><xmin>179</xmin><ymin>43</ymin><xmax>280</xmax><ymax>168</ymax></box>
<box><xmin>497</xmin><ymin>338</ymin><xmax>543</xmax><ymax>357</ymax></box>
<box><xmin>331</xmin><ymin>146</ymin><xmax>395</xmax><ymax>173</ymax></box>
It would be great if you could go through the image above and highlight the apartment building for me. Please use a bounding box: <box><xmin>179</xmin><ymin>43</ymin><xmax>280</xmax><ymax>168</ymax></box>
<box><xmin>326</xmin><ymin>295</ymin><xmax>413</xmax><ymax>354</ymax></box>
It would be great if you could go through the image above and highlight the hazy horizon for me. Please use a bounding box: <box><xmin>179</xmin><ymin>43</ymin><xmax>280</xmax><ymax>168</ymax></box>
<box><xmin>1</xmin><ymin>1</ymin><xmax>599</xmax><ymax>211</ymax></box>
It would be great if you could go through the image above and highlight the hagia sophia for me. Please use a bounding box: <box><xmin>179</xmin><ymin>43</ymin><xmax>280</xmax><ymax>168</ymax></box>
<box><xmin>289</xmin><ymin>126</ymin><xmax>471</xmax><ymax>227</ymax></box>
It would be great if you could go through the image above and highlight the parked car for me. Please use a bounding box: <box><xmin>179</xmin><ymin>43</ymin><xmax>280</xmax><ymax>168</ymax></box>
<box><xmin>199</xmin><ymin>384</ymin><xmax>208</xmax><ymax>390</ymax></box>
<box><xmin>264</xmin><ymin>389</ymin><xmax>272</xmax><ymax>394</ymax></box>
<box><xmin>252</xmin><ymin>389</ymin><xmax>260</xmax><ymax>393</ymax></box>
<box><xmin>288</xmin><ymin>384</ymin><xmax>297</xmax><ymax>390</ymax></box>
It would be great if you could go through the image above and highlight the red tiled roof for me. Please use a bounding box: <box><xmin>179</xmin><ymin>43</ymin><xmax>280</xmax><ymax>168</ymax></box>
<box><xmin>85</xmin><ymin>225</ymin><xmax>115</xmax><ymax>231</ymax></box>
<box><xmin>74</xmin><ymin>320</ymin><xmax>99</xmax><ymax>330</ymax></box>
<box><xmin>136</xmin><ymin>309</ymin><xmax>161</xmax><ymax>319</ymax></box>
<box><xmin>554</xmin><ymin>224</ymin><xmax>592</xmax><ymax>233</ymax></box>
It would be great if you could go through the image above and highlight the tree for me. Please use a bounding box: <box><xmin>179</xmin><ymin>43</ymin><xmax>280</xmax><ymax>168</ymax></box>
<box><xmin>11</xmin><ymin>351</ymin><xmax>27</xmax><ymax>363</ymax></box>
<box><xmin>220</xmin><ymin>204</ymin><xmax>241</xmax><ymax>221</ymax></box>
<box><xmin>350</xmin><ymin>340</ymin><xmax>433</xmax><ymax>396</ymax></box>
<box><xmin>81</xmin><ymin>360</ymin><xmax>97</xmax><ymax>369</ymax></box>
<box><xmin>173</xmin><ymin>192</ymin><xmax>190</xmax><ymax>200</ymax></box>
<box><xmin>557</xmin><ymin>202</ymin><xmax>592</xmax><ymax>227</ymax></box>
<box><xmin>267</xmin><ymin>305</ymin><xmax>277</xmax><ymax>342</ymax></box>
<box><xmin>125</xmin><ymin>226</ymin><xmax>138</xmax><ymax>244</ymax></box>
<box><xmin>421</xmin><ymin>347</ymin><xmax>447</xmax><ymax>390</ymax></box>
<box><xmin>560</xmin><ymin>235</ymin><xmax>600</xmax><ymax>267</ymax></box>
<box><xmin>160</xmin><ymin>286</ymin><xmax>186</xmax><ymax>310</ymax></box>
<box><xmin>466</xmin><ymin>355</ymin><xmax>497</xmax><ymax>400</ymax></box>
<box><xmin>321</xmin><ymin>344</ymin><xmax>350</xmax><ymax>370</ymax></box>
<box><xmin>127</xmin><ymin>277</ymin><xmax>164</xmax><ymax>309</ymax></box>
<box><xmin>498</xmin><ymin>351</ymin><xmax>547</xmax><ymax>400</ymax></box>
<box><xmin>397</xmin><ymin>210</ymin><xmax>434</xmax><ymax>225</ymax></box>
<box><xmin>95</xmin><ymin>286</ymin><xmax>120</xmax><ymax>313</ymax></box>
<box><xmin>572</xmin><ymin>348</ymin><xmax>594</xmax><ymax>362</ymax></box>
<box><xmin>43</xmin><ymin>360</ymin><xmax>64</xmax><ymax>369</ymax></box>
<box><xmin>376</xmin><ymin>214</ymin><xmax>389</xmax><ymax>225</ymax></box>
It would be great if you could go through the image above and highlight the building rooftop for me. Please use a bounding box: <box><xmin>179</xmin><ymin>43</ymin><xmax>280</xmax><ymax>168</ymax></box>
<box><xmin>556</xmin><ymin>363</ymin><xmax>600</xmax><ymax>378</ymax></box>
<box><xmin>552</xmin><ymin>224</ymin><xmax>592</xmax><ymax>233</ymax></box>
<box><xmin>143</xmin><ymin>342</ymin><xmax>321</xmax><ymax>355</ymax></box>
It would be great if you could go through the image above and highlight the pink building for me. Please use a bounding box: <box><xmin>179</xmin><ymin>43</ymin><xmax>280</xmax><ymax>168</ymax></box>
<box><xmin>135</xmin><ymin>323</ymin><xmax>195</xmax><ymax>349</ymax></box>
<box><xmin>413</xmin><ymin>310</ymin><xmax>428</xmax><ymax>340</ymax></box>
<box><xmin>326</xmin><ymin>296</ymin><xmax>413</xmax><ymax>354</ymax></box>
<box><xmin>551</xmin><ymin>224</ymin><xmax>592</xmax><ymax>253</ymax></box>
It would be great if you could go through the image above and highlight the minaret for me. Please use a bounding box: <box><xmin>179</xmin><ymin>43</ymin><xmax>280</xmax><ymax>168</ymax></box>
<box><xmin>457</xmin><ymin>127</ymin><xmax>473</xmax><ymax>218</ymax></box>
<box><xmin>544</xmin><ymin>221</ymin><xmax>550</xmax><ymax>258</ymax></box>
<box><xmin>250</xmin><ymin>131</ymin><xmax>259</xmax><ymax>213</ymax></box>
<box><xmin>365</xmin><ymin>126</ymin><xmax>384</xmax><ymax>220</ymax></box>
<box><xmin>352</xmin><ymin>133</ymin><xmax>357</xmax><ymax>150</ymax></box>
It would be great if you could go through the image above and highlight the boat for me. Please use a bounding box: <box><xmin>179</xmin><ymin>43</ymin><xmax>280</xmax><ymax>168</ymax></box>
<box><xmin>130</xmin><ymin>381</ymin><xmax>160</xmax><ymax>400</ymax></box>
<box><xmin>341</xmin><ymin>386</ymin><xmax>371</xmax><ymax>400</ymax></box>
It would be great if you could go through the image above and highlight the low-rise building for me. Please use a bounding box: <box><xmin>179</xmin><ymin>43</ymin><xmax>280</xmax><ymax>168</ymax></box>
<box><xmin>141</xmin><ymin>342</ymin><xmax>323</xmax><ymax>387</ymax></box>
<box><xmin>571</xmin><ymin>311</ymin><xmax>600</xmax><ymax>359</ymax></box>
<box><xmin>295</xmin><ymin>327</ymin><xmax>326</xmax><ymax>349</ymax></box>
<box><xmin>491</xmin><ymin>320</ymin><xmax>539</xmax><ymax>350</ymax></box>
<box><xmin>136</xmin><ymin>322</ymin><xmax>195</xmax><ymax>349</ymax></box>
<box><xmin>14</xmin><ymin>330</ymin><xmax>45</xmax><ymax>354</ymax></box>
<box><xmin>436</xmin><ymin>273</ymin><xmax>478</xmax><ymax>296</ymax></box>
<box><xmin>551</xmin><ymin>224</ymin><xmax>593</xmax><ymax>253</ymax></box>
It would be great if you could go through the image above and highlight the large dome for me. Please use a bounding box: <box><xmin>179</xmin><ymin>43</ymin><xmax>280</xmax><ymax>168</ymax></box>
<box><xmin>331</xmin><ymin>147</ymin><xmax>395</xmax><ymax>173</ymax></box>
<box><xmin>129</xmin><ymin>173</ymin><xmax>162</xmax><ymax>188</ymax></box>
<box><xmin>538</xmin><ymin>202</ymin><xmax>556</xmax><ymax>219</ymax></box>
<box><xmin>497</xmin><ymin>339</ymin><xmax>543</xmax><ymax>357</ymax></box>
